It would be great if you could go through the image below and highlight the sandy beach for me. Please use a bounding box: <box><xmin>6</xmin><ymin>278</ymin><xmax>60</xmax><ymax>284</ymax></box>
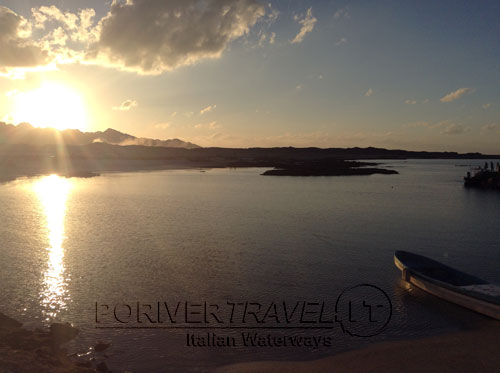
<box><xmin>216</xmin><ymin>320</ymin><xmax>500</xmax><ymax>373</ymax></box>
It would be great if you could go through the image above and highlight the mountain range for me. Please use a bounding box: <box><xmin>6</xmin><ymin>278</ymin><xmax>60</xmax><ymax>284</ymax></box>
<box><xmin>0</xmin><ymin>122</ymin><xmax>200</xmax><ymax>149</ymax></box>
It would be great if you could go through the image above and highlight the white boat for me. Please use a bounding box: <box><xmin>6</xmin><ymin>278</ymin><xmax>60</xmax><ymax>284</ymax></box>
<box><xmin>394</xmin><ymin>251</ymin><xmax>500</xmax><ymax>320</ymax></box>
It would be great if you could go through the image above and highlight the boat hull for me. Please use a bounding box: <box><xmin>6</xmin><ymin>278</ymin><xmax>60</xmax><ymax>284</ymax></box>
<box><xmin>394</xmin><ymin>252</ymin><xmax>500</xmax><ymax>320</ymax></box>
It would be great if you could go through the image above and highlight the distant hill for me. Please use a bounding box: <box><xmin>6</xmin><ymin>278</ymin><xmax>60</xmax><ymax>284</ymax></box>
<box><xmin>0</xmin><ymin>122</ymin><xmax>200</xmax><ymax>149</ymax></box>
<box><xmin>0</xmin><ymin>129</ymin><xmax>498</xmax><ymax>182</ymax></box>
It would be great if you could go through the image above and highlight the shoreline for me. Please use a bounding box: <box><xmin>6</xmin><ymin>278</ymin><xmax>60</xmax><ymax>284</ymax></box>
<box><xmin>0</xmin><ymin>312</ymin><xmax>110</xmax><ymax>372</ymax></box>
<box><xmin>0</xmin><ymin>158</ymin><xmax>397</xmax><ymax>183</ymax></box>
<box><xmin>1</xmin><ymin>143</ymin><xmax>497</xmax><ymax>183</ymax></box>
<box><xmin>0</xmin><ymin>159</ymin><xmax>202</xmax><ymax>183</ymax></box>
<box><xmin>215</xmin><ymin>320</ymin><xmax>500</xmax><ymax>372</ymax></box>
<box><xmin>3</xmin><ymin>312</ymin><xmax>498</xmax><ymax>372</ymax></box>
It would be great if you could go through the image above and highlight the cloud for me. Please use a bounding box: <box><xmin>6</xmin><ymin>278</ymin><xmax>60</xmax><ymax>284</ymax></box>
<box><xmin>333</xmin><ymin>7</ymin><xmax>350</xmax><ymax>20</ymax></box>
<box><xmin>365</xmin><ymin>88</ymin><xmax>373</xmax><ymax>97</ymax></box>
<box><xmin>257</xmin><ymin>31</ymin><xmax>276</xmax><ymax>47</ymax></box>
<box><xmin>440</xmin><ymin>87</ymin><xmax>474</xmax><ymax>102</ymax></box>
<box><xmin>200</xmin><ymin>104</ymin><xmax>216</xmax><ymax>115</ymax></box>
<box><xmin>405</xmin><ymin>99</ymin><xmax>417</xmax><ymax>104</ymax></box>
<box><xmin>266</xmin><ymin>5</ymin><xmax>279</xmax><ymax>24</ymax></box>
<box><xmin>253</xmin><ymin>3</ymin><xmax>277</xmax><ymax>48</ymax></box>
<box><xmin>208</xmin><ymin>121</ymin><xmax>219</xmax><ymax>130</ymax></box>
<box><xmin>0</xmin><ymin>5</ymin><xmax>98</xmax><ymax>77</ymax></box>
<box><xmin>154</xmin><ymin>122</ymin><xmax>171</xmax><ymax>129</ymax></box>
<box><xmin>112</xmin><ymin>99</ymin><xmax>138</xmax><ymax>111</ymax></box>
<box><xmin>481</xmin><ymin>123</ymin><xmax>500</xmax><ymax>133</ymax></box>
<box><xmin>290</xmin><ymin>8</ymin><xmax>317</xmax><ymax>44</ymax></box>
<box><xmin>31</xmin><ymin>6</ymin><xmax>98</xmax><ymax>52</ymax></box>
<box><xmin>0</xmin><ymin>6</ymin><xmax>49</xmax><ymax>68</ymax></box>
<box><xmin>268</xmin><ymin>32</ymin><xmax>276</xmax><ymax>44</ymax></box>
<box><xmin>87</xmin><ymin>0</ymin><xmax>267</xmax><ymax>74</ymax></box>
<box><xmin>404</xmin><ymin>121</ymin><xmax>431</xmax><ymax>128</ymax></box>
<box><xmin>257</xmin><ymin>33</ymin><xmax>267</xmax><ymax>47</ymax></box>
<box><xmin>482</xmin><ymin>103</ymin><xmax>491</xmax><ymax>109</ymax></box>
<box><xmin>437</xmin><ymin>122</ymin><xmax>470</xmax><ymax>135</ymax></box>
<box><xmin>405</xmin><ymin>120</ymin><xmax>470</xmax><ymax>135</ymax></box>
<box><xmin>32</xmin><ymin>6</ymin><xmax>78</xmax><ymax>30</ymax></box>
<box><xmin>1</xmin><ymin>2</ymin><xmax>267</xmax><ymax>77</ymax></box>
<box><xmin>194</xmin><ymin>121</ymin><xmax>220</xmax><ymax>130</ymax></box>
<box><xmin>335</xmin><ymin>37</ymin><xmax>347</xmax><ymax>46</ymax></box>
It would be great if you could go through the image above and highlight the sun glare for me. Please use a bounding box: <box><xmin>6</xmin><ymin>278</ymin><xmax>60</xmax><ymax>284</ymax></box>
<box><xmin>11</xmin><ymin>82</ymin><xmax>87</xmax><ymax>131</ymax></box>
<box><xmin>33</xmin><ymin>174</ymin><xmax>73</xmax><ymax>320</ymax></box>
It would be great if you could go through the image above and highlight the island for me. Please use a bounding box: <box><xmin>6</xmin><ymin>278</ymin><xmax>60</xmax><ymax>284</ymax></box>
<box><xmin>261</xmin><ymin>159</ymin><xmax>398</xmax><ymax>176</ymax></box>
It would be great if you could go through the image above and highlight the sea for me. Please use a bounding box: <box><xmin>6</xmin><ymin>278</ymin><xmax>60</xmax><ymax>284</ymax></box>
<box><xmin>0</xmin><ymin>159</ymin><xmax>499</xmax><ymax>372</ymax></box>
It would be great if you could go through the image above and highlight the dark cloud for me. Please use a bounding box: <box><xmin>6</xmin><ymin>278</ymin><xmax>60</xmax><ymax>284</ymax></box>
<box><xmin>0</xmin><ymin>6</ymin><xmax>48</xmax><ymax>67</ymax></box>
<box><xmin>87</xmin><ymin>0</ymin><xmax>267</xmax><ymax>74</ymax></box>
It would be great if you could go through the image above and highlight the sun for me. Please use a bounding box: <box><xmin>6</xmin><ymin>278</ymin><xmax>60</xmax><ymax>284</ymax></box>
<box><xmin>11</xmin><ymin>82</ymin><xmax>87</xmax><ymax>131</ymax></box>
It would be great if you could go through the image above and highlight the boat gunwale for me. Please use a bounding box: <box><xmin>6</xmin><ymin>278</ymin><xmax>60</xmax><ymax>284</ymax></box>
<box><xmin>394</xmin><ymin>252</ymin><xmax>500</xmax><ymax>307</ymax></box>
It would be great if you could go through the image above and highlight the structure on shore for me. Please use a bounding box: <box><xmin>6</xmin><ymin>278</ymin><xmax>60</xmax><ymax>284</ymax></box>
<box><xmin>464</xmin><ymin>162</ymin><xmax>500</xmax><ymax>190</ymax></box>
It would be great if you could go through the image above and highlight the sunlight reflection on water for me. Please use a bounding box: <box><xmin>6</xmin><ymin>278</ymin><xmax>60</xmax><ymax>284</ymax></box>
<box><xmin>33</xmin><ymin>174</ymin><xmax>72</xmax><ymax>321</ymax></box>
<box><xmin>0</xmin><ymin>162</ymin><xmax>497</xmax><ymax>371</ymax></box>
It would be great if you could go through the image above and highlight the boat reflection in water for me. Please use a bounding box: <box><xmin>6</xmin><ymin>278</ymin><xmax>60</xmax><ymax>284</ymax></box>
<box><xmin>33</xmin><ymin>174</ymin><xmax>72</xmax><ymax>321</ymax></box>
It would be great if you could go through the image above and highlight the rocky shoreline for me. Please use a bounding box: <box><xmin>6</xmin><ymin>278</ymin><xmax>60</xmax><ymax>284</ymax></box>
<box><xmin>0</xmin><ymin>312</ymin><xmax>110</xmax><ymax>372</ymax></box>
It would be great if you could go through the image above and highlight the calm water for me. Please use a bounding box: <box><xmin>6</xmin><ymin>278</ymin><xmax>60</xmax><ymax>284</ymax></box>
<box><xmin>0</xmin><ymin>159</ymin><xmax>499</xmax><ymax>372</ymax></box>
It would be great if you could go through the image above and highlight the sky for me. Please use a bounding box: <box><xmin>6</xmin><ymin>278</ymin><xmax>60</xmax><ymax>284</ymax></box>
<box><xmin>0</xmin><ymin>0</ymin><xmax>499</xmax><ymax>153</ymax></box>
